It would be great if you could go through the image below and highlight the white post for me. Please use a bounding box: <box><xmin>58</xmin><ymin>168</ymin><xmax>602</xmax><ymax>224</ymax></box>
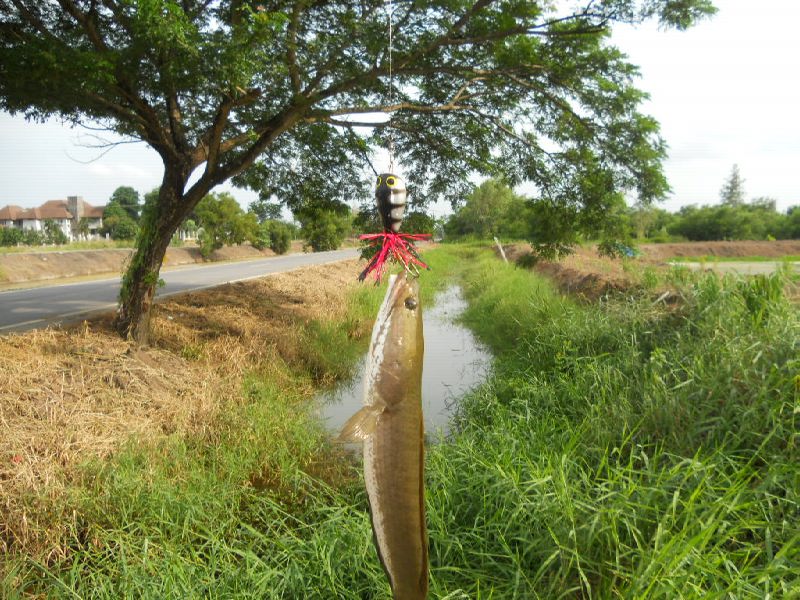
<box><xmin>494</xmin><ymin>237</ymin><xmax>508</xmax><ymax>264</ymax></box>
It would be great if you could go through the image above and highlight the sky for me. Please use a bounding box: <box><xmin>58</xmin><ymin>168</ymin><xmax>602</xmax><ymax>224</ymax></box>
<box><xmin>0</xmin><ymin>0</ymin><xmax>798</xmax><ymax>215</ymax></box>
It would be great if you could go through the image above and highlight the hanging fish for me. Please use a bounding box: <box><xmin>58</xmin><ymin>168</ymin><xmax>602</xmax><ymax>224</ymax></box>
<box><xmin>358</xmin><ymin>173</ymin><xmax>431</xmax><ymax>282</ymax></box>
<box><xmin>340</xmin><ymin>272</ymin><xmax>428</xmax><ymax>600</ymax></box>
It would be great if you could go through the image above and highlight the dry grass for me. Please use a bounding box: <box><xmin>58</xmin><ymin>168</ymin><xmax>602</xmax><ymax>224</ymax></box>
<box><xmin>0</xmin><ymin>258</ymin><xmax>362</xmax><ymax>558</ymax></box>
<box><xmin>503</xmin><ymin>243</ymin><xmax>642</xmax><ymax>299</ymax></box>
<box><xmin>503</xmin><ymin>242</ymin><xmax>799</xmax><ymax>302</ymax></box>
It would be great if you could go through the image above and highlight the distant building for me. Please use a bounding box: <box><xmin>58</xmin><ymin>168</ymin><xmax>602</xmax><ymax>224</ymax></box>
<box><xmin>0</xmin><ymin>196</ymin><xmax>105</xmax><ymax>241</ymax></box>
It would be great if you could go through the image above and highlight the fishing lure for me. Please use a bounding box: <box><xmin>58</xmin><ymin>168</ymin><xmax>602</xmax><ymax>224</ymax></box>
<box><xmin>358</xmin><ymin>172</ymin><xmax>431</xmax><ymax>282</ymax></box>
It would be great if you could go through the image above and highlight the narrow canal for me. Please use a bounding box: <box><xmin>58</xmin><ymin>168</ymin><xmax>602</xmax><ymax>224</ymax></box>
<box><xmin>318</xmin><ymin>285</ymin><xmax>491</xmax><ymax>438</ymax></box>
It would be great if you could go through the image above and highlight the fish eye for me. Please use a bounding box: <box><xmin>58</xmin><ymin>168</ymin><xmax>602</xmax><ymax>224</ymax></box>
<box><xmin>376</xmin><ymin>176</ymin><xmax>382</xmax><ymax>186</ymax></box>
<box><xmin>386</xmin><ymin>176</ymin><xmax>396</xmax><ymax>186</ymax></box>
<box><xmin>404</xmin><ymin>296</ymin><xmax>417</xmax><ymax>310</ymax></box>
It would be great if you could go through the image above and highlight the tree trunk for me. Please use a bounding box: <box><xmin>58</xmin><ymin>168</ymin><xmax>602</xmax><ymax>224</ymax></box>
<box><xmin>115</xmin><ymin>175</ymin><xmax>195</xmax><ymax>344</ymax></box>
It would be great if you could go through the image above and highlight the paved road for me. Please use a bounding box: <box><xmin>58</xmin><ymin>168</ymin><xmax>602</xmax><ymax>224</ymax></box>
<box><xmin>676</xmin><ymin>261</ymin><xmax>800</xmax><ymax>276</ymax></box>
<box><xmin>0</xmin><ymin>248</ymin><xmax>359</xmax><ymax>333</ymax></box>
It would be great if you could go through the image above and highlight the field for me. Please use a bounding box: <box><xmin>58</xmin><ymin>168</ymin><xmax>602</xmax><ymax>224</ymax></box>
<box><xmin>2</xmin><ymin>245</ymin><xmax>799</xmax><ymax>597</ymax></box>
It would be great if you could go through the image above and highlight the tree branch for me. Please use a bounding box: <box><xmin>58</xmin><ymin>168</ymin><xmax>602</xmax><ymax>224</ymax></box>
<box><xmin>185</xmin><ymin>104</ymin><xmax>306</xmax><ymax>204</ymax></box>
<box><xmin>193</xmin><ymin>87</ymin><xmax>262</xmax><ymax>169</ymax></box>
<box><xmin>56</xmin><ymin>0</ymin><xmax>109</xmax><ymax>51</ymax></box>
<box><xmin>286</xmin><ymin>2</ymin><xmax>304</xmax><ymax>94</ymax></box>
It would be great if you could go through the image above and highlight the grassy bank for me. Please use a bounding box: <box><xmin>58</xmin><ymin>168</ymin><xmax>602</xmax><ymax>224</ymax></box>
<box><xmin>429</xmin><ymin>247</ymin><xmax>798</xmax><ymax>597</ymax></box>
<box><xmin>1</xmin><ymin>260</ymin><xmax>392</xmax><ymax>596</ymax></box>
<box><xmin>4</xmin><ymin>246</ymin><xmax>798</xmax><ymax>597</ymax></box>
<box><xmin>1</xmin><ymin>252</ymin><xmax>462</xmax><ymax>598</ymax></box>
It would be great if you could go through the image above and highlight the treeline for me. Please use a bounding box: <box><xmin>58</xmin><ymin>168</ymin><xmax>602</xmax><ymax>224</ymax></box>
<box><xmin>445</xmin><ymin>179</ymin><xmax>800</xmax><ymax>244</ymax></box>
<box><xmin>101</xmin><ymin>186</ymin><xmax>295</xmax><ymax>255</ymax></box>
<box><xmin>100</xmin><ymin>187</ymin><xmax>297</xmax><ymax>257</ymax></box>
<box><xmin>635</xmin><ymin>201</ymin><xmax>800</xmax><ymax>241</ymax></box>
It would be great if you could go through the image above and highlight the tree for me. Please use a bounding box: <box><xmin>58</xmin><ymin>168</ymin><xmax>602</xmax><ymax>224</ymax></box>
<box><xmin>720</xmin><ymin>164</ymin><xmax>746</xmax><ymax>206</ymax></box>
<box><xmin>784</xmin><ymin>206</ymin><xmax>800</xmax><ymax>239</ymax></box>
<box><xmin>667</xmin><ymin>200</ymin><xmax>789</xmax><ymax>241</ymax></box>
<box><xmin>249</xmin><ymin>196</ymin><xmax>284</xmax><ymax>223</ymax></box>
<box><xmin>403</xmin><ymin>211</ymin><xmax>436</xmax><ymax>235</ymax></box>
<box><xmin>445</xmin><ymin>179</ymin><xmax>530</xmax><ymax>239</ymax></box>
<box><xmin>252</xmin><ymin>219</ymin><xmax>293</xmax><ymax>254</ymax></box>
<box><xmin>265</xmin><ymin>221</ymin><xmax>292</xmax><ymax>254</ymax></box>
<box><xmin>109</xmin><ymin>186</ymin><xmax>142</xmax><ymax>221</ymax></box>
<box><xmin>0</xmin><ymin>1</ymin><xmax>716</xmax><ymax>343</ymax></box>
<box><xmin>43</xmin><ymin>219</ymin><xmax>69</xmax><ymax>245</ymax></box>
<box><xmin>102</xmin><ymin>201</ymin><xmax>138</xmax><ymax>240</ymax></box>
<box><xmin>76</xmin><ymin>216</ymin><xmax>91</xmax><ymax>239</ymax></box>
<box><xmin>296</xmin><ymin>200</ymin><xmax>351</xmax><ymax>252</ymax></box>
<box><xmin>195</xmin><ymin>192</ymin><xmax>257</xmax><ymax>257</ymax></box>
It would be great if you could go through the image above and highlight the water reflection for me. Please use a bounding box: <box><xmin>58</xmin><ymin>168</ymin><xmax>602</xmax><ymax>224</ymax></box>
<box><xmin>318</xmin><ymin>285</ymin><xmax>491</xmax><ymax>438</ymax></box>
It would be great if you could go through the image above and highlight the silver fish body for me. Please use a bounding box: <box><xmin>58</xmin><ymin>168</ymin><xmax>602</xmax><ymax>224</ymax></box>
<box><xmin>340</xmin><ymin>272</ymin><xmax>427</xmax><ymax>599</ymax></box>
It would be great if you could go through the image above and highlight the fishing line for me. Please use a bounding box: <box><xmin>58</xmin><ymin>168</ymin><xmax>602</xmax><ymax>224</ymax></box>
<box><xmin>387</xmin><ymin>0</ymin><xmax>394</xmax><ymax>171</ymax></box>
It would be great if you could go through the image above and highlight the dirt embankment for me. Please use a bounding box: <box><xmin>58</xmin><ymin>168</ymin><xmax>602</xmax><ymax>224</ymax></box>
<box><xmin>638</xmin><ymin>240</ymin><xmax>800</xmax><ymax>260</ymax></box>
<box><xmin>0</xmin><ymin>242</ymin><xmax>306</xmax><ymax>286</ymax></box>
<box><xmin>0</xmin><ymin>258</ymin><xmax>366</xmax><ymax>558</ymax></box>
<box><xmin>504</xmin><ymin>240</ymin><xmax>800</xmax><ymax>300</ymax></box>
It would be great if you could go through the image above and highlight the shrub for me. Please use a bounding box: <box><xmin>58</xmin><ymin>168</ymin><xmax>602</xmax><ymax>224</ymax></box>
<box><xmin>0</xmin><ymin>226</ymin><xmax>22</xmax><ymax>247</ymax></box>
<box><xmin>21</xmin><ymin>229</ymin><xmax>43</xmax><ymax>246</ymax></box>
<box><xmin>266</xmin><ymin>221</ymin><xmax>291</xmax><ymax>254</ymax></box>
<box><xmin>296</xmin><ymin>201</ymin><xmax>351</xmax><ymax>252</ymax></box>
<box><xmin>43</xmin><ymin>219</ymin><xmax>69</xmax><ymax>245</ymax></box>
<box><xmin>250</xmin><ymin>222</ymin><xmax>271</xmax><ymax>251</ymax></box>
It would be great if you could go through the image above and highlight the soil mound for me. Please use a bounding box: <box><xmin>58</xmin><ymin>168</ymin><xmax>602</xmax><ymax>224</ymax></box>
<box><xmin>639</xmin><ymin>240</ymin><xmax>800</xmax><ymax>260</ymax></box>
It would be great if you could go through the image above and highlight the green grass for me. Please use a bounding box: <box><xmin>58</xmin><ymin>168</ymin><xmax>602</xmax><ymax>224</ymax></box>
<box><xmin>0</xmin><ymin>240</ymin><xmax>134</xmax><ymax>254</ymax></box>
<box><xmin>3</xmin><ymin>245</ymin><xmax>798</xmax><ymax>598</ymax></box>
<box><xmin>427</xmin><ymin>247</ymin><xmax>799</xmax><ymax>597</ymax></box>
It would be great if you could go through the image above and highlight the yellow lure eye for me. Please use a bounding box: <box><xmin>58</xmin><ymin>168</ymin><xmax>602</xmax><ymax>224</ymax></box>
<box><xmin>386</xmin><ymin>176</ymin><xmax>396</xmax><ymax>186</ymax></box>
<box><xmin>376</xmin><ymin>176</ymin><xmax>382</xmax><ymax>186</ymax></box>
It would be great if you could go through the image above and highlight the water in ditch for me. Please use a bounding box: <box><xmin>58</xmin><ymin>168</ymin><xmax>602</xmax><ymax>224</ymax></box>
<box><xmin>317</xmin><ymin>285</ymin><xmax>491</xmax><ymax>439</ymax></box>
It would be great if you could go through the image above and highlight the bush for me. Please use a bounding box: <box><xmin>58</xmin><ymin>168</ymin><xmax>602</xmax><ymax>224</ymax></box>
<box><xmin>0</xmin><ymin>226</ymin><xmax>22</xmax><ymax>247</ymax></box>
<box><xmin>43</xmin><ymin>219</ymin><xmax>69</xmax><ymax>245</ymax></box>
<box><xmin>110</xmin><ymin>217</ymin><xmax>138</xmax><ymax>240</ymax></box>
<box><xmin>266</xmin><ymin>220</ymin><xmax>291</xmax><ymax>254</ymax></box>
<box><xmin>195</xmin><ymin>192</ymin><xmax>258</xmax><ymax>257</ymax></box>
<box><xmin>250</xmin><ymin>222</ymin><xmax>271</xmax><ymax>251</ymax></box>
<box><xmin>296</xmin><ymin>201</ymin><xmax>351</xmax><ymax>252</ymax></box>
<box><xmin>21</xmin><ymin>229</ymin><xmax>43</xmax><ymax>246</ymax></box>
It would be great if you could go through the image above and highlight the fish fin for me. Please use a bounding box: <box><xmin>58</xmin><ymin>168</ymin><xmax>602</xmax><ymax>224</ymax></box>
<box><xmin>338</xmin><ymin>404</ymin><xmax>385</xmax><ymax>442</ymax></box>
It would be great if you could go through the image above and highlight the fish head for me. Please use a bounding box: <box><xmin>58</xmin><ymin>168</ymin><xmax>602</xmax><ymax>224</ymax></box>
<box><xmin>385</xmin><ymin>272</ymin><xmax>421</xmax><ymax>339</ymax></box>
<box><xmin>377</xmin><ymin>273</ymin><xmax>423</xmax><ymax>386</ymax></box>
